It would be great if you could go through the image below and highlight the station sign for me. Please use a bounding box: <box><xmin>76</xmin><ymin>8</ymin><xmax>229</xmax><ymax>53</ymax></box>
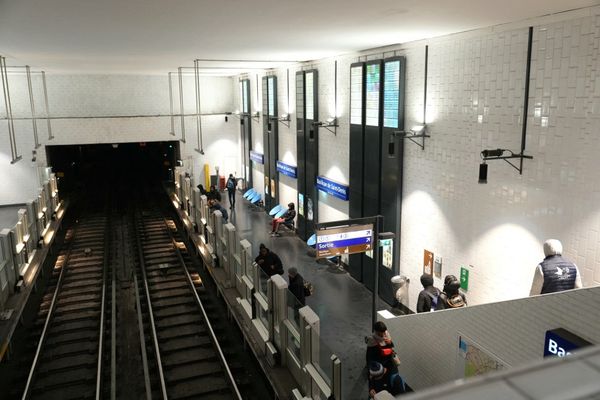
<box><xmin>316</xmin><ymin>176</ymin><xmax>349</xmax><ymax>201</ymax></box>
<box><xmin>250</xmin><ymin>150</ymin><xmax>264</xmax><ymax>164</ymax></box>
<box><xmin>276</xmin><ymin>161</ymin><xmax>297</xmax><ymax>179</ymax></box>
<box><xmin>544</xmin><ymin>328</ymin><xmax>592</xmax><ymax>358</ymax></box>
<box><xmin>315</xmin><ymin>224</ymin><xmax>373</xmax><ymax>258</ymax></box>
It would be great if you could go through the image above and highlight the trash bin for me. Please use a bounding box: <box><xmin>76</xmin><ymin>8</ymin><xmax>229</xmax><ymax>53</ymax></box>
<box><xmin>391</xmin><ymin>275</ymin><xmax>410</xmax><ymax>311</ymax></box>
<box><xmin>219</xmin><ymin>175</ymin><xmax>226</xmax><ymax>191</ymax></box>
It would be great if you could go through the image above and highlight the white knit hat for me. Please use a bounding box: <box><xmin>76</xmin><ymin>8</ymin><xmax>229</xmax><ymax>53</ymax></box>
<box><xmin>543</xmin><ymin>239</ymin><xmax>563</xmax><ymax>257</ymax></box>
<box><xmin>369</xmin><ymin>362</ymin><xmax>385</xmax><ymax>378</ymax></box>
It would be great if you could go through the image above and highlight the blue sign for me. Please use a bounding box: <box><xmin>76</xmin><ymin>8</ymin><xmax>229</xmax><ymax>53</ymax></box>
<box><xmin>544</xmin><ymin>328</ymin><xmax>592</xmax><ymax>358</ymax></box>
<box><xmin>250</xmin><ymin>150</ymin><xmax>264</xmax><ymax>164</ymax></box>
<box><xmin>316</xmin><ymin>176</ymin><xmax>349</xmax><ymax>201</ymax></box>
<box><xmin>276</xmin><ymin>161</ymin><xmax>297</xmax><ymax>179</ymax></box>
<box><xmin>315</xmin><ymin>224</ymin><xmax>373</xmax><ymax>258</ymax></box>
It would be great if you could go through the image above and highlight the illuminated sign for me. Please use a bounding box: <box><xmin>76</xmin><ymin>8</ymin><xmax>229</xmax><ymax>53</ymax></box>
<box><xmin>544</xmin><ymin>328</ymin><xmax>592</xmax><ymax>358</ymax></box>
<box><xmin>276</xmin><ymin>161</ymin><xmax>297</xmax><ymax>179</ymax></box>
<box><xmin>350</xmin><ymin>65</ymin><xmax>363</xmax><ymax>125</ymax></box>
<box><xmin>316</xmin><ymin>224</ymin><xmax>373</xmax><ymax>258</ymax></box>
<box><xmin>316</xmin><ymin>176</ymin><xmax>349</xmax><ymax>201</ymax></box>
<box><xmin>366</xmin><ymin>63</ymin><xmax>380</xmax><ymax>127</ymax></box>
<box><xmin>250</xmin><ymin>150</ymin><xmax>264</xmax><ymax>164</ymax></box>
<box><xmin>383</xmin><ymin>60</ymin><xmax>400</xmax><ymax>128</ymax></box>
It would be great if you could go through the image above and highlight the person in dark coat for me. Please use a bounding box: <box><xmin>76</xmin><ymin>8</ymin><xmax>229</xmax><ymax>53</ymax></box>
<box><xmin>207</xmin><ymin>185</ymin><xmax>221</xmax><ymax>202</ymax></box>
<box><xmin>416</xmin><ymin>274</ymin><xmax>442</xmax><ymax>312</ymax></box>
<box><xmin>530</xmin><ymin>239</ymin><xmax>582</xmax><ymax>295</ymax></box>
<box><xmin>271</xmin><ymin>202</ymin><xmax>296</xmax><ymax>236</ymax></box>
<box><xmin>254</xmin><ymin>244</ymin><xmax>284</xmax><ymax>276</ymax></box>
<box><xmin>287</xmin><ymin>267</ymin><xmax>305</xmax><ymax>306</ymax></box>
<box><xmin>368</xmin><ymin>361</ymin><xmax>407</xmax><ymax>398</ymax></box>
<box><xmin>366</xmin><ymin>321</ymin><xmax>400</xmax><ymax>372</ymax></box>
<box><xmin>196</xmin><ymin>184</ymin><xmax>207</xmax><ymax>196</ymax></box>
<box><xmin>208</xmin><ymin>199</ymin><xmax>228</xmax><ymax>223</ymax></box>
<box><xmin>226</xmin><ymin>174</ymin><xmax>236</xmax><ymax>209</ymax></box>
<box><xmin>439</xmin><ymin>275</ymin><xmax>467</xmax><ymax>308</ymax></box>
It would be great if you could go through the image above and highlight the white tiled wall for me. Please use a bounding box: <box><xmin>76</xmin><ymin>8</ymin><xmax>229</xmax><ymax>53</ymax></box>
<box><xmin>0</xmin><ymin>73</ymin><xmax>238</xmax><ymax>202</ymax></box>
<box><xmin>384</xmin><ymin>286</ymin><xmax>600</xmax><ymax>390</ymax></box>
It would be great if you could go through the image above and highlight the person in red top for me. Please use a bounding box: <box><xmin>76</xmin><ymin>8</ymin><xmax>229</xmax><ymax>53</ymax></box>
<box><xmin>365</xmin><ymin>321</ymin><xmax>400</xmax><ymax>372</ymax></box>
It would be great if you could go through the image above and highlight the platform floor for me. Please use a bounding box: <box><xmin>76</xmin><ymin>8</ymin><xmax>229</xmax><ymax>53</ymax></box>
<box><xmin>229</xmin><ymin>193</ymin><xmax>393</xmax><ymax>399</ymax></box>
<box><xmin>0</xmin><ymin>204</ymin><xmax>26</xmax><ymax>230</ymax></box>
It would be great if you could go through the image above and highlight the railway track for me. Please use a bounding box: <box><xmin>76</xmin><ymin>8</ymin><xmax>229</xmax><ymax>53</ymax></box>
<box><xmin>5</xmin><ymin>184</ymin><xmax>271</xmax><ymax>400</ymax></box>
<box><xmin>20</xmin><ymin>214</ymin><xmax>110</xmax><ymax>400</ymax></box>
<box><xmin>134</xmin><ymin>209</ymin><xmax>241</xmax><ymax>399</ymax></box>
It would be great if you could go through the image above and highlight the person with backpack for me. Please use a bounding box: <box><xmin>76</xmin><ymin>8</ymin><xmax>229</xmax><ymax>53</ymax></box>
<box><xmin>368</xmin><ymin>361</ymin><xmax>407</xmax><ymax>398</ymax></box>
<box><xmin>416</xmin><ymin>274</ymin><xmax>442</xmax><ymax>312</ymax></box>
<box><xmin>439</xmin><ymin>275</ymin><xmax>467</xmax><ymax>308</ymax></box>
<box><xmin>226</xmin><ymin>173</ymin><xmax>236</xmax><ymax>209</ymax></box>
<box><xmin>366</xmin><ymin>321</ymin><xmax>401</xmax><ymax>371</ymax></box>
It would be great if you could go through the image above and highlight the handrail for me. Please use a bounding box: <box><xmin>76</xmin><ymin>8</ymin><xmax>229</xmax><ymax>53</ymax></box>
<box><xmin>134</xmin><ymin>211</ymin><xmax>169</xmax><ymax>400</ymax></box>
<box><xmin>162</xmin><ymin>217</ymin><xmax>243</xmax><ymax>400</ymax></box>
<box><xmin>21</xmin><ymin>227</ymin><xmax>77</xmax><ymax>399</ymax></box>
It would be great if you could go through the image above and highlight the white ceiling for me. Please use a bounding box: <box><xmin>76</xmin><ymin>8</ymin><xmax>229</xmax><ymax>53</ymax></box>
<box><xmin>0</xmin><ymin>0</ymin><xmax>598</xmax><ymax>74</ymax></box>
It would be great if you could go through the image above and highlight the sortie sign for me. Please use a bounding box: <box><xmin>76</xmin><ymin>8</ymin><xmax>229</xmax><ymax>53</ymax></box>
<box><xmin>315</xmin><ymin>224</ymin><xmax>373</xmax><ymax>258</ymax></box>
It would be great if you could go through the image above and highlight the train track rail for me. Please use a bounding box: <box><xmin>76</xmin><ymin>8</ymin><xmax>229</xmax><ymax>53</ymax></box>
<box><xmin>20</xmin><ymin>214</ymin><xmax>109</xmax><ymax>400</ymax></box>
<box><xmin>134</xmin><ymin>209</ymin><xmax>242</xmax><ymax>399</ymax></box>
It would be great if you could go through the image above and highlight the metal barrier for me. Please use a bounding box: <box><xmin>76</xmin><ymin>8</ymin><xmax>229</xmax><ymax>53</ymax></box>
<box><xmin>173</xmin><ymin>176</ymin><xmax>342</xmax><ymax>399</ymax></box>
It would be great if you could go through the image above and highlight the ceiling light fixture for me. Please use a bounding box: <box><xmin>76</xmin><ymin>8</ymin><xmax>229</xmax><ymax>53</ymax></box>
<box><xmin>394</xmin><ymin>124</ymin><xmax>430</xmax><ymax>150</ymax></box>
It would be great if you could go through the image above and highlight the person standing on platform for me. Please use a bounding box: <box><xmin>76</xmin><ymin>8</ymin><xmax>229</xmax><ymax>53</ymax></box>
<box><xmin>439</xmin><ymin>275</ymin><xmax>466</xmax><ymax>308</ymax></box>
<box><xmin>287</xmin><ymin>267</ymin><xmax>305</xmax><ymax>306</ymax></box>
<box><xmin>254</xmin><ymin>244</ymin><xmax>284</xmax><ymax>276</ymax></box>
<box><xmin>416</xmin><ymin>274</ymin><xmax>442</xmax><ymax>312</ymax></box>
<box><xmin>271</xmin><ymin>202</ymin><xmax>296</xmax><ymax>236</ymax></box>
<box><xmin>226</xmin><ymin>174</ymin><xmax>236</xmax><ymax>209</ymax></box>
<box><xmin>207</xmin><ymin>185</ymin><xmax>221</xmax><ymax>202</ymax></box>
<box><xmin>530</xmin><ymin>239</ymin><xmax>582</xmax><ymax>295</ymax></box>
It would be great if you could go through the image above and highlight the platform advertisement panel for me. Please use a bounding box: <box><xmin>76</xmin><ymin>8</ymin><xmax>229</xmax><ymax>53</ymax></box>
<box><xmin>315</xmin><ymin>224</ymin><xmax>373</xmax><ymax>259</ymax></box>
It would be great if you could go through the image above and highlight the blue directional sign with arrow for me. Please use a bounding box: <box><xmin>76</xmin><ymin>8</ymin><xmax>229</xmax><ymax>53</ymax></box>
<box><xmin>315</xmin><ymin>224</ymin><xmax>374</xmax><ymax>258</ymax></box>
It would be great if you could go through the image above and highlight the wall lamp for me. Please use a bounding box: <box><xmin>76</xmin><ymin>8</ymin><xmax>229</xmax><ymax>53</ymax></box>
<box><xmin>478</xmin><ymin>148</ymin><xmax>533</xmax><ymax>184</ymax></box>
<box><xmin>394</xmin><ymin>124</ymin><xmax>430</xmax><ymax>150</ymax></box>
<box><xmin>251</xmin><ymin>111</ymin><xmax>260</xmax><ymax>121</ymax></box>
<box><xmin>269</xmin><ymin>113</ymin><xmax>291</xmax><ymax>127</ymax></box>
<box><xmin>313</xmin><ymin>117</ymin><xmax>338</xmax><ymax>134</ymax></box>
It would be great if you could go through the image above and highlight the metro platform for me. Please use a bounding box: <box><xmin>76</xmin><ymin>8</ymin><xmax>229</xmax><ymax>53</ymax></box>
<box><xmin>224</xmin><ymin>190</ymin><xmax>393</xmax><ymax>397</ymax></box>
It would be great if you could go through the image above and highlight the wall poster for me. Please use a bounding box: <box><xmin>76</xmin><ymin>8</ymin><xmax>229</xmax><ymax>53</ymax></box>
<box><xmin>298</xmin><ymin>193</ymin><xmax>304</xmax><ymax>216</ymax></box>
<box><xmin>264</xmin><ymin>175</ymin><xmax>269</xmax><ymax>195</ymax></box>
<box><xmin>381</xmin><ymin>238</ymin><xmax>393</xmax><ymax>269</ymax></box>
<box><xmin>307</xmin><ymin>197</ymin><xmax>313</xmax><ymax>221</ymax></box>
<box><xmin>350</xmin><ymin>65</ymin><xmax>363</xmax><ymax>125</ymax></box>
<box><xmin>366</xmin><ymin>63</ymin><xmax>381</xmax><ymax>127</ymax></box>
<box><xmin>423</xmin><ymin>249</ymin><xmax>433</xmax><ymax>276</ymax></box>
<box><xmin>457</xmin><ymin>334</ymin><xmax>506</xmax><ymax>379</ymax></box>
<box><xmin>270</xmin><ymin>179</ymin><xmax>276</xmax><ymax>198</ymax></box>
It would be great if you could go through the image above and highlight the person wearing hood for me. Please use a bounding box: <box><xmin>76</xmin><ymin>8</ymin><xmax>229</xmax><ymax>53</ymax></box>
<box><xmin>416</xmin><ymin>274</ymin><xmax>442</xmax><ymax>312</ymax></box>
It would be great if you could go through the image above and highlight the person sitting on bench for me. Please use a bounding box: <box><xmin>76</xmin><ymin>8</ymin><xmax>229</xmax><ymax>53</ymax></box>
<box><xmin>271</xmin><ymin>202</ymin><xmax>296</xmax><ymax>236</ymax></box>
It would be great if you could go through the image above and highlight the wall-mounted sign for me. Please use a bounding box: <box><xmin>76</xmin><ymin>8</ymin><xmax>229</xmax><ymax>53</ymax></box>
<box><xmin>423</xmin><ymin>249</ymin><xmax>433</xmax><ymax>276</ymax></box>
<box><xmin>381</xmin><ymin>238</ymin><xmax>393</xmax><ymax>269</ymax></box>
<box><xmin>350</xmin><ymin>65</ymin><xmax>363</xmax><ymax>125</ymax></box>
<box><xmin>316</xmin><ymin>176</ymin><xmax>349</xmax><ymax>201</ymax></box>
<box><xmin>250</xmin><ymin>150</ymin><xmax>264</xmax><ymax>164</ymax></box>
<box><xmin>383</xmin><ymin>60</ymin><xmax>400</xmax><ymax>128</ymax></box>
<box><xmin>298</xmin><ymin>193</ymin><xmax>304</xmax><ymax>216</ymax></box>
<box><xmin>434</xmin><ymin>256</ymin><xmax>442</xmax><ymax>278</ymax></box>
<box><xmin>316</xmin><ymin>224</ymin><xmax>373</xmax><ymax>259</ymax></box>
<box><xmin>460</xmin><ymin>266</ymin><xmax>469</xmax><ymax>291</ymax></box>
<box><xmin>366</xmin><ymin>63</ymin><xmax>381</xmax><ymax>127</ymax></box>
<box><xmin>276</xmin><ymin>161</ymin><xmax>297</xmax><ymax>179</ymax></box>
<box><xmin>544</xmin><ymin>328</ymin><xmax>592</xmax><ymax>358</ymax></box>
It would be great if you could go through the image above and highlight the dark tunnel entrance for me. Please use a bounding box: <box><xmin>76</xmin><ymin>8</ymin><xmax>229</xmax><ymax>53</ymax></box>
<box><xmin>46</xmin><ymin>141</ymin><xmax>180</xmax><ymax>195</ymax></box>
